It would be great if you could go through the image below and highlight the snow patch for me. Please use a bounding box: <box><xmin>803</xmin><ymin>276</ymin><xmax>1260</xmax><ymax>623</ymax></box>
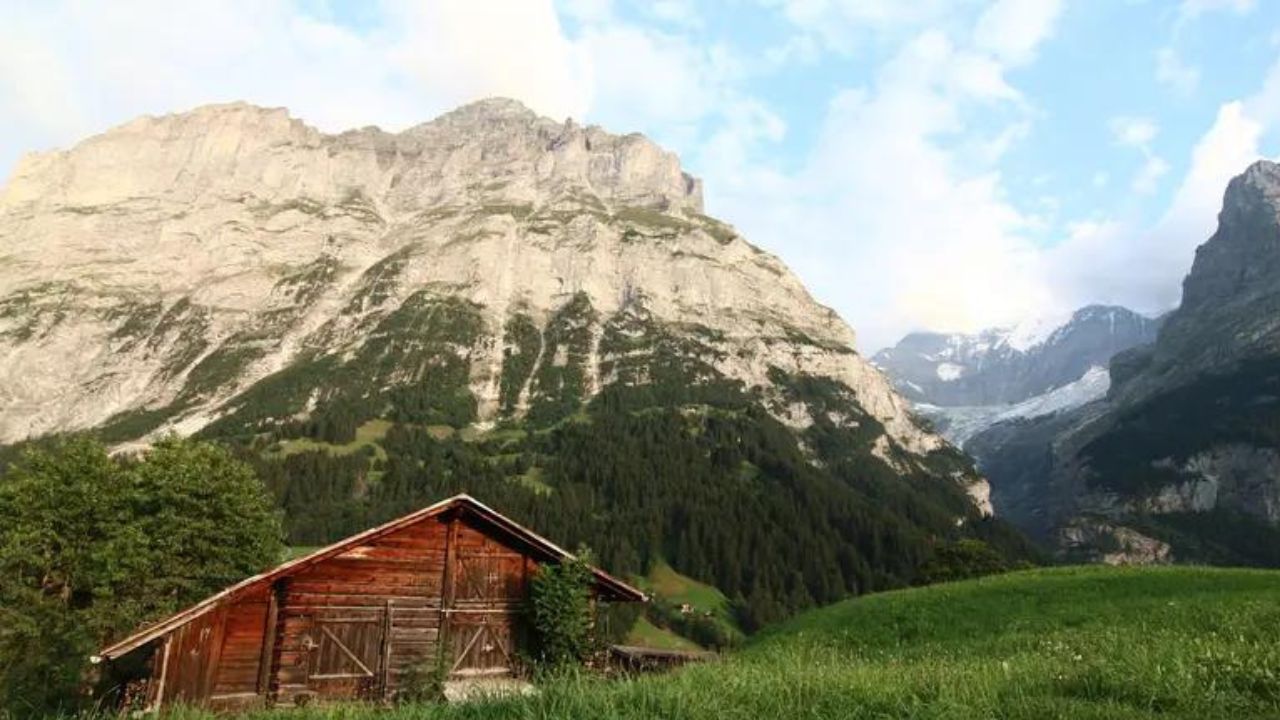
<box><xmin>936</xmin><ymin>362</ymin><xmax>964</xmax><ymax>381</ymax></box>
<box><xmin>917</xmin><ymin>366</ymin><xmax>1111</xmax><ymax>446</ymax></box>
<box><xmin>1001</xmin><ymin>307</ymin><xmax>1074</xmax><ymax>352</ymax></box>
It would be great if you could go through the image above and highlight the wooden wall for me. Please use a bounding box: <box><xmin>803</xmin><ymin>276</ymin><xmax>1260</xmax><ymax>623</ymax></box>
<box><xmin>143</xmin><ymin>510</ymin><xmax>544</xmax><ymax>709</ymax></box>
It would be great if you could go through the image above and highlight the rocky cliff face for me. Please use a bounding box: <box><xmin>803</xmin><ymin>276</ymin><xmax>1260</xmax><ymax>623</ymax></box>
<box><xmin>969</xmin><ymin>160</ymin><xmax>1280</xmax><ymax>563</ymax></box>
<box><xmin>0</xmin><ymin>99</ymin><xmax>986</xmax><ymax>508</ymax></box>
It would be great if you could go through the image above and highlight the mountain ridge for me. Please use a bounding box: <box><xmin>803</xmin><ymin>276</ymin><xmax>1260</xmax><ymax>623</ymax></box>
<box><xmin>873</xmin><ymin>304</ymin><xmax>1159</xmax><ymax>409</ymax></box>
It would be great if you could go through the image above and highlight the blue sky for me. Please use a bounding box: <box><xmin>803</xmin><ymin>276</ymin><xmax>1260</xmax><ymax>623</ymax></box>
<box><xmin>2</xmin><ymin>0</ymin><xmax>1279</xmax><ymax>350</ymax></box>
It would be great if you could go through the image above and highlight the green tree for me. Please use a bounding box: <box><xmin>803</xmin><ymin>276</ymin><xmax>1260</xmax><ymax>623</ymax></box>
<box><xmin>528</xmin><ymin>551</ymin><xmax>596</xmax><ymax>671</ymax></box>
<box><xmin>919</xmin><ymin>539</ymin><xmax>1011</xmax><ymax>585</ymax></box>
<box><xmin>0</xmin><ymin>436</ymin><xmax>282</xmax><ymax>717</ymax></box>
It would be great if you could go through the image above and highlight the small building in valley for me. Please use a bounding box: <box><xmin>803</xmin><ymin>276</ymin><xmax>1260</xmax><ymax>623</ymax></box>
<box><xmin>92</xmin><ymin>494</ymin><xmax>646</xmax><ymax>711</ymax></box>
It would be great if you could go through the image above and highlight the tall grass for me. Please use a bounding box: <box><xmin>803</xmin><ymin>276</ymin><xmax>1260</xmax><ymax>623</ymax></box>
<box><xmin>104</xmin><ymin>567</ymin><xmax>1280</xmax><ymax>719</ymax></box>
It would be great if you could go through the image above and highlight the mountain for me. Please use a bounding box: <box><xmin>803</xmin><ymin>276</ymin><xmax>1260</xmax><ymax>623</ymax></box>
<box><xmin>874</xmin><ymin>306</ymin><xmax>1159</xmax><ymax>446</ymax></box>
<box><xmin>0</xmin><ymin>100</ymin><xmax>1030</xmax><ymax>627</ymax></box>
<box><xmin>874</xmin><ymin>305</ymin><xmax>1158</xmax><ymax>408</ymax></box>
<box><xmin>970</xmin><ymin>160</ymin><xmax>1280</xmax><ymax>563</ymax></box>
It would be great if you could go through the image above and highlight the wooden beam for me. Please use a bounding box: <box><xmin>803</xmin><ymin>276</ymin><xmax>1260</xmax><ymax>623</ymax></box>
<box><xmin>256</xmin><ymin>583</ymin><xmax>280</xmax><ymax>699</ymax></box>
<box><xmin>150</xmin><ymin>636</ymin><xmax>173</xmax><ymax>712</ymax></box>
<box><xmin>199</xmin><ymin>606</ymin><xmax>230</xmax><ymax>701</ymax></box>
<box><xmin>438</xmin><ymin>516</ymin><xmax>459</xmax><ymax>669</ymax></box>
<box><xmin>380</xmin><ymin>599</ymin><xmax>394</xmax><ymax>701</ymax></box>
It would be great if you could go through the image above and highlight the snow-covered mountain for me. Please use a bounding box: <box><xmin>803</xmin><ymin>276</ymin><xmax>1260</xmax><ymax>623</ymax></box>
<box><xmin>873</xmin><ymin>305</ymin><xmax>1159</xmax><ymax>410</ymax></box>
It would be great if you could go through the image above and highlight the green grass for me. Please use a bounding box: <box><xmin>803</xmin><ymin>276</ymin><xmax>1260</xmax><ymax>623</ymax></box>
<box><xmin>634</xmin><ymin>560</ymin><xmax>743</xmax><ymax>648</ymax></box>
<box><xmin>272</xmin><ymin>420</ymin><xmax>392</xmax><ymax>460</ymax></box>
<box><xmin>163</xmin><ymin>566</ymin><xmax>1280</xmax><ymax>719</ymax></box>
<box><xmin>512</xmin><ymin>466</ymin><xmax>552</xmax><ymax>496</ymax></box>
<box><xmin>623</xmin><ymin>616</ymin><xmax>703</xmax><ymax>652</ymax></box>
<box><xmin>644</xmin><ymin>561</ymin><xmax>728</xmax><ymax>614</ymax></box>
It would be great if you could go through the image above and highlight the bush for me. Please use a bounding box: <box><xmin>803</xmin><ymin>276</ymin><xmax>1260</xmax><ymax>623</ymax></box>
<box><xmin>919</xmin><ymin>539</ymin><xmax>1011</xmax><ymax>585</ymax></box>
<box><xmin>528</xmin><ymin>551</ymin><xmax>596</xmax><ymax>670</ymax></box>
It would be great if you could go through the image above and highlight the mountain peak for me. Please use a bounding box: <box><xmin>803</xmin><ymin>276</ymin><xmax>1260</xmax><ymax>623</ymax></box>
<box><xmin>438</xmin><ymin>96</ymin><xmax>542</xmax><ymax>122</ymax></box>
<box><xmin>1178</xmin><ymin>158</ymin><xmax>1280</xmax><ymax>312</ymax></box>
<box><xmin>1239</xmin><ymin>158</ymin><xmax>1280</xmax><ymax>191</ymax></box>
<box><xmin>875</xmin><ymin>304</ymin><xmax>1158</xmax><ymax>409</ymax></box>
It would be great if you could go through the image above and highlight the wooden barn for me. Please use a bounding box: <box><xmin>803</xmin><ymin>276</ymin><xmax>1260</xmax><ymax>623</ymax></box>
<box><xmin>92</xmin><ymin>494</ymin><xmax>646</xmax><ymax>711</ymax></box>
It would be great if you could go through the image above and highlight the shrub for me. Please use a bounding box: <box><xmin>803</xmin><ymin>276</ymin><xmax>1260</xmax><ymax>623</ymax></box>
<box><xmin>528</xmin><ymin>551</ymin><xmax>596</xmax><ymax>670</ymax></box>
<box><xmin>919</xmin><ymin>539</ymin><xmax>1011</xmax><ymax>585</ymax></box>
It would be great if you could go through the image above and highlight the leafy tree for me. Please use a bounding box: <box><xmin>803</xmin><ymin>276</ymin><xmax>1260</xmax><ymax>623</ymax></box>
<box><xmin>0</xmin><ymin>436</ymin><xmax>282</xmax><ymax>717</ymax></box>
<box><xmin>528</xmin><ymin>552</ymin><xmax>596</xmax><ymax>670</ymax></box>
<box><xmin>919</xmin><ymin>539</ymin><xmax>1012</xmax><ymax>585</ymax></box>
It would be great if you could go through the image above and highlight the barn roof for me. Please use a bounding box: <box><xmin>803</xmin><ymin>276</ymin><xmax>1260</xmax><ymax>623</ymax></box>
<box><xmin>94</xmin><ymin>493</ymin><xmax>646</xmax><ymax>662</ymax></box>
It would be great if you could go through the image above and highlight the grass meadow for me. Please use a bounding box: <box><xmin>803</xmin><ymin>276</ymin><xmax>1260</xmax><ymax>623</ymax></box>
<box><xmin>147</xmin><ymin>566</ymin><xmax>1280</xmax><ymax>719</ymax></box>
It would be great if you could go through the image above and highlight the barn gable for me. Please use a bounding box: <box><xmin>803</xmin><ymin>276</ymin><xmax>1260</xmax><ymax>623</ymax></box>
<box><xmin>94</xmin><ymin>494</ymin><xmax>644</xmax><ymax>710</ymax></box>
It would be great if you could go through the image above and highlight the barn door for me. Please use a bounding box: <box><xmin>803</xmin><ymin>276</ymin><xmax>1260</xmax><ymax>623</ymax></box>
<box><xmin>301</xmin><ymin>607</ymin><xmax>387</xmax><ymax>700</ymax></box>
<box><xmin>445</xmin><ymin>540</ymin><xmax>526</xmax><ymax>676</ymax></box>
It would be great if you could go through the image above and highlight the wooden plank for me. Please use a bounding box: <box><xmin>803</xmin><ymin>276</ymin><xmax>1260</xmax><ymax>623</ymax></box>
<box><xmin>200</xmin><ymin>606</ymin><xmax>230</xmax><ymax>701</ymax></box>
<box><xmin>149</xmin><ymin>636</ymin><xmax>172</xmax><ymax>711</ymax></box>
<box><xmin>257</xmin><ymin>584</ymin><xmax>280</xmax><ymax>697</ymax></box>
<box><xmin>380</xmin><ymin>600</ymin><xmax>394</xmax><ymax>700</ymax></box>
<box><xmin>439</xmin><ymin>514</ymin><xmax>459</xmax><ymax>667</ymax></box>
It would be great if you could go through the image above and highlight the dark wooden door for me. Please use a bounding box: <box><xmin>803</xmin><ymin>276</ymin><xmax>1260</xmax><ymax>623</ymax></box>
<box><xmin>446</xmin><ymin>542</ymin><xmax>526</xmax><ymax>676</ymax></box>
<box><xmin>301</xmin><ymin>608</ymin><xmax>386</xmax><ymax>699</ymax></box>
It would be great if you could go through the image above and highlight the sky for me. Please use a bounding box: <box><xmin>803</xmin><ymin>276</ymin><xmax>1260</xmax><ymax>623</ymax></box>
<box><xmin>2</xmin><ymin>0</ymin><xmax>1279</xmax><ymax>352</ymax></box>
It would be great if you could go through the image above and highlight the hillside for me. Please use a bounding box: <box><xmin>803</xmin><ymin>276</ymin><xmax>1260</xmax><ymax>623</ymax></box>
<box><xmin>183</xmin><ymin>566</ymin><xmax>1280</xmax><ymax>719</ymax></box>
<box><xmin>0</xmin><ymin>99</ymin><xmax>1029</xmax><ymax>626</ymax></box>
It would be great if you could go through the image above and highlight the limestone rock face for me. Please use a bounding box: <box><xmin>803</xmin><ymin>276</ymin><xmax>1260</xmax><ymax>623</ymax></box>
<box><xmin>0</xmin><ymin>99</ymin><xmax>980</xmax><ymax>504</ymax></box>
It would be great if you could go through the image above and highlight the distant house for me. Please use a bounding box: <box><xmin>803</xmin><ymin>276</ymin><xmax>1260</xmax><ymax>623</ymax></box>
<box><xmin>93</xmin><ymin>494</ymin><xmax>645</xmax><ymax>711</ymax></box>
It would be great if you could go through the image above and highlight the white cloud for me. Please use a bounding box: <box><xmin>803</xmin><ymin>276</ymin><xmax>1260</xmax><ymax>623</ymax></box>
<box><xmin>1178</xmin><ymin>0</ymin><xmax>1256</xmax><ymax>24</ymax></box>
<box><xmin>1158</xmin><ymin>0</ymin><xmax>1255</xmax><ymax>97</ymax></box>
<box><xmin>1109</xmin><ymin>116</ymin><xmax>1160</xmax><ymax>148</ymax></box>
<box><xmin>0</xmin><ymin>0</ymin><xmax>749</xmax><ymax>182</ymax></box>
<box><xmin>647</xmin><ymin>0</ymin><xmax>702</xmax><ymax>27</ymax></box>
<box><xmin>972</xmin><ymin>0</ymin><xmax>1064</xmax><ymax>66</ymax></box>
<box><xmin>2</xmin><ymin>0</ymin><xmax>1274</xmax><ymax>356</ymax></box>
<box><xmin>383</xmin><ymin>1</ymin><xmax>592</xmax><ymax>121</ymax></box>
<box><xmin>1156</xmin><ymin>48</ymin><xmax>1200</xmax><ymax>96</ymax></box>
<box><xmin>773</xmin><ymin>0</ymin><xmax>958</xmax><ymax>55</ymax></box>
<box><xmin>1107</xmin><ymin>116</ymin><xmax>1169</xmax><ymax>195</ymax></box>
<box><xmin>704</xmin><ymin>15</ymin><xmax>1061</xmax><ymax>351</ymax></box>
<box><xmin>1160</xmin><ymin>102</ymin><xmax>1265</xmax><ymax>243</ymax></box>
<box><xmin>1132</xmin><ymin>155</ymin><xmax>1171</xmax><ymax>194</ymax></box>
<box><xmin>0</xmin><ymin>1</ymin><xmax>599</xmax><ymax>176</ymax></box>
<box><xmin>1041</xmin><ymin>100</ymin><xmax>1268</xmax><ymax>318</ymax></box>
